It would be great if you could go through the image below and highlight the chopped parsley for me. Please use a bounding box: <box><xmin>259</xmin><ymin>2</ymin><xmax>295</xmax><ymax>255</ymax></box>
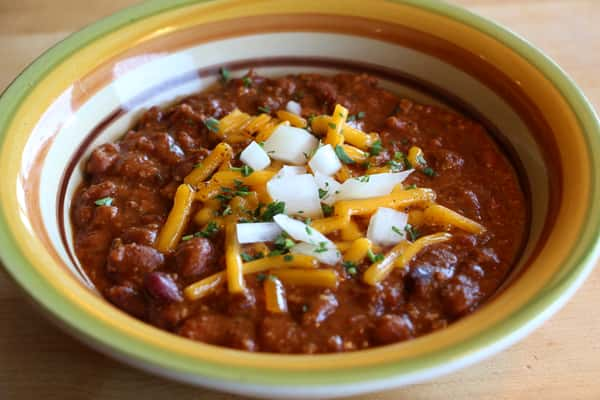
<box><xmin>423</xmin><ymin>166</ymin><xmax>436</xmax><ymax>177</ymax></box>
<box><xmin>193</xmin><ymin>162</ymin><xmax>203</xmax><ymax>169</ymax></box>
<box><xmin>318</xmin><ymin>188</ymin><xmax>328</xmax><ymax>199</ymax></box>
<box><xmin>181</xmin><ymin>234</ymin><xmax>194</xmax><ymax>242</ymax></box>
<box><xmin>274</xmin><ymin>233</ymin><xmax>295</xmax><ymax>250</ymax></box>
<box><xmin>347</xmin><ymin>114</ymin><xmax>356</xmax><ymax>122</ymax></box>
<box><xmin>416</xmin><ymin>153</ymin><xmax>427</xmax><ymax>166</ymax></box>
<box><xmin>342</xmin><ymin>261</ymin><xmax>358</xmax><ymax>276</ymax></box>
<box><xmin>262</xmin><ymin>201</ymin><xmax>285</xmax><ymax>221</ymax></box>
<box><xmin>256</xmin><ymin>273</ymin><xmax>267</xmax><ymax>282</ymax></box>
<box><xmin>230</xmin><ymin>165</ymin><xmax>254</xmax><ymax>177</ymax></box>
<box><xmin>369</xmin><ymin>140</ymin><xmax>383</xmax><ymax>156</ymax></box>
<box><xmin>219</xmin><ymin>67</ymin><xmax>230</xmax><ymax>83</ymax></box>
<box><xmin>283</xmin><ymin>254</ymin><xmax>294</xmax><ymax>262</ymax></box>
<box><xmin>94</xmin><ymin>197</ymin><xmax>113</xmax><ymax>206</ymax></box>
<box><xmin>388</xmin><ymin>160</ymin><xmax>404</xmax><ymax>172</ymax></box>
<box><xmin>240</xmin><ymin>252</ymin><xmax>255</xmax><ymax>262</ymax></box>
<box><xmin>405</xmin><ymin>183</ymin><xmax>417</xmax><ymax>190</ymax></box>
<box><xmin>335</xmin><ymin>145</ymin><xmax>355</xmax><ymax>164</ymax></box>
<box><xmin>257</xmin><ymin>105</ymin><xmax>271</xmax><ymax>114</ymax></box>
<box><xmin>307</xmin><ymin>114</ymin><xmax>316</xmax><ymax>126</ymax></box>
<box><xmin>203</xmin><ymin>117</ymin><xmax>219</xmax><ymax>133</ymax></box>
<box><xmin>367</xmin><ymin>248</ymin><xmax>384</xmax><ymax>263</ymax></box>
<box><xmin>321</xmin><ymin>204</ymin><xmax>334</xmax><ymax>217</ymax></box>
<box><xmin>328</xmin><ymin>122</ymin><xmax>337</xmax><ymax>130</ymax></box>
<box><xmin>314</xmin><ymin>241</ymin><xmax>328</xmax><ymax>253</ymax></box>
<box><xmin>197</xmin><ymin>221</ymin><xmax>220</xmax><ymax>238</ymax></box>
<box><xmin>357</xmin><ymin>175</ymin><xmax>370</xmax><ymax>183</ymax></box>
<box><xmin>357</xmin><ymin>111</ymin><xmax>366</xmax><ymax>119</ymax></box>
<box><xmin>268</xmin><ymin>249</ymin><xmax>283</xmax><ymax>257</ymax></box>
<box><xmin>305</xmin><ymin>226</ymin><xmax>313</xmax><ymax>235</ymax></box>
<box><xmin>394</xmin><ymin>151</ymin><xmax>412</xmax><ymax>169</ymax></box>
<box><xmin>242</xmin><ymin>76</ymin><xmax>252</xmax><ymax>87</ymax></box>
<box><xmin>405</xmin><ymin>223</ymin><xmax>420</xmax><ymax>241</ymax></box>
<box><xmin>391</xmin><ymin>226</ymin><xmax>403</xmax><ymax>236</ymax></box>
<box><xmin>222</xmin><ymin>205</ymin><xmax>233</xmax><ymax>216</ymax></box>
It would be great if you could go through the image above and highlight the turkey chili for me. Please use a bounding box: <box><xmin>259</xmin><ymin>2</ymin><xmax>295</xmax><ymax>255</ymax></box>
<box><xmin>71</xmin><ymin>71</ymin><xmax>527</xmax><ymax>353</ymax></box>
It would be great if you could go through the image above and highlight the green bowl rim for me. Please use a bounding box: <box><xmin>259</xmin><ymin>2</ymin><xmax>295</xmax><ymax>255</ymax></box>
<box><xmin>0</xmin><ymin>0</ymin><xmax>599</xmax><ymax>389</ymax></box>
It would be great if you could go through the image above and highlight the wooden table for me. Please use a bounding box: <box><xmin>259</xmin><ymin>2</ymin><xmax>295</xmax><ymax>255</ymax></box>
<box><xmin>2</xmin><ymin>1</ymin><xmax>599</xmax><ymax>399</ymax></box>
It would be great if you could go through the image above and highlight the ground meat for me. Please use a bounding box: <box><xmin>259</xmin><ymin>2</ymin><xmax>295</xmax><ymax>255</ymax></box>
<box><xmin>87</xmin><ymin>143</ymin><xmax>120</xmax><ymax>175</ymax></box>
<box><xmin>260</xmin><ymin>315</ymin><xmax>305</xmax><ymax>353</ymax></box>
<box><xmin>373</xmin><ymin>314</ymin><xmax>415</xmax><ymax>344</ymax></box>
<box><xmin>440</xmin><ymin>275</ymin><xmax>482</xmax><ymax>316</ymax></box>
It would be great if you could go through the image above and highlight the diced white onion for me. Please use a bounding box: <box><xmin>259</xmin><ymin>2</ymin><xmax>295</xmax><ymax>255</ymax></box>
<box><xmin>335</xmin><ymin>171</ymin><xmax>414</xmax><ymax>201</ymax></box>
<box><xmin>236</xmin><ymin>222</ymin><xmax>282</xmax><ymax>244</ymax></box>
<box><xmin>313</xmin><ymin>171</ymin><xmax>341</xmax><ymax>206</ymax></box>
<box><xmin>239</xmin><ymin>141</ymin><xmax>271</xmax><ymax>171</ymax></box>
<box><xmin>273</xmin><ymin>214</ymin><xmax>341</xmax><ymax>265</ymax></box>
<box><xmin>274</xmin><ymin>165</ymin><xmax>306</xmax><ymax>179</ymax></box>
<box><xmin>267</xmin><ymin>174</ymin><xmax>322</xmax><ymax>217</ymax></box>
<box><xmin>308</xmin><ymin>144</ymin><xmax>342</xmax><ymax>176</ymax></box>
<box><xmin>366</xmin><ymin>207</ymin><xmax>408</xmax><ymax>246</ymax></box>
<box><xmin>286</xmin><ymin>100</ymin><xmax>302</xmax><ymax>115</ymax></box>
<box><xmin>291</xmin><ymin>242</ymin><xmax>341</xmax><ymax>266</ymax></box>
<box><xmin>273</xmin><ymin>214</ymin><xmax>329</xmax><ymax>244</ymax></box>
<box><xmin>263</xmin><ymin>125</ymin><xmax>318</xmax><ymax>165</ymax></box>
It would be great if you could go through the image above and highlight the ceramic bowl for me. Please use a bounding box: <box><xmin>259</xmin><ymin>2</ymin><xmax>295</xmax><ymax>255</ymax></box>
<box><xmin>1</xmin><ymin>0</ymin><xmax>599</xmax><ymax>398</ymax></box>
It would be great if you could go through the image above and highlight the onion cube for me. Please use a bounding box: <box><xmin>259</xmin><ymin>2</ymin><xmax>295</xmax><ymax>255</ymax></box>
<box><xmin>263</xmin><ymin>125</ymin><xmax>318</xmax><ymax>165</ymax></box>
<box><xmin>236</xmin><ymin>222</ymin><xmax>282</xmax><ymax>244</ymax></box>
<box><xmin>309</xmin><ymin>144</ymin><xmax>342</xmax><ymax>176</ymax></box>
<box><xmin>286</xmin><ymin>100</ymin><xmax>302</xmax><ymax>115</ymax></box>
<box><xmin>267</xmin><ymin>173</ymin><xmax>322</xmax><ymax>217</ymax></box>
<box><xmin>335</xmin><ymin>171</ymin><xmax>414</xmax><ymax>201</ymax></box>
<box><xmin>240</xmin><ymin>141</ymin><xmax>271</xmax><ymax>171</ymax></box>
<box><xmin>367</xmin><ymin>207</ymin><xmax>409</xmax><ymax>246</ymax></box>
<box><xmin>313</xmin><ymin>171</ymin><xmax>341</xmax><ymax>206</ymax></box>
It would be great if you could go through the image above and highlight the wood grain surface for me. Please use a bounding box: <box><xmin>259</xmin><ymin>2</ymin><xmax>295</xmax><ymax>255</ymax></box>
<box><xmin>1</xmin><ymin>1</ymin><xmax>599</xmax><ymax>399</ymax></box>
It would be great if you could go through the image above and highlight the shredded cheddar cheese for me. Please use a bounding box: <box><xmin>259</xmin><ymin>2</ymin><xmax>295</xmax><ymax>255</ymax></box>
<box><xmin>151</xmin><ymin>104</ymin><xmax>488</xmax><ymax>301</ymax></box>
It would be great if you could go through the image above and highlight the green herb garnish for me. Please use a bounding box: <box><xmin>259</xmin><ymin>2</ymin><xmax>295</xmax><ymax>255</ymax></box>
<box><xmin>314</xmin><ymin>241</ymin><xmax>328</xmax><ymax>253</ymax></box>
<box><xmin>197</xmin><ymin>221</ymin><xmax>220</xmax><ymax>238</ymax></box>
<box><xmin>423</xmin><ymin>166</ymin><xmax>436</xmax><ymax>177</ymax></box>
<box><xmin>335</xmin><ymin>145</ymin><xmax>355</xmax><ymax>164</ymax></box>
<box><xmin>367</xmin><ymin>248</ymin><xmax>384</xmax><ymax>263</ymax></box>
<box><xmin>262</xmin><ymin>201</ymin><xmax>285</xmax><ymax>221</ymax></box>
<box><xmin>321</xmin><ymin>204</ymin><xmax>334</xmax><ymax>217</ymax></box>
<box><xmin>357</xmin><ymin>111</ymin><xmax>366</xmax><ymax>119</ymax></box>
<box><xmin>369</xmin><ymin>140</ymin><xmax>383</xmax><ymax>156</ymax></box>
<box><xmin>258</xmin><ymin>105</ymin><xmax>271</xmax><ymax>114</ymax></box>
<box><xmin>203</xmin><ymin>117</ymin><xmax>219</xmax><ymax>133</ymax></box>
<box><xmin>94</xmin><ymin>197</ymin><xmax>113</xmax><ymax>206</ymax></box>
<box><xmin>405</xmin><ymin>223</ymin><xmax>420</xmax><ymax>241</ymax></box>
<box><xmin>219</xmin><ymin>67</ymin><xmax>230</xmax><ymax>83</ymax></box>
<box><xmin>405</xmin><ymin>184</ymin><xmax>417</xmax><ymax>190</ymax></box>
<box><xmin>328</xmin><ymin>122</ymin><xmax>337</xmax><ymax>130</ymax></box>
<box><xmin>230</xmin><ymin>165</ymin><xmax>254</xmax><ymax>177</ymax></box>
<box><xmin>342</xmin><ymin>261</ymin><xmax>358</xmax><ymax>276</ymax></box>
<box><xmin>318</xmin><ymin>188</ymin><xmax>328</xmax><ymax>199</ymax></box>
<box><xmin>391</xmin><ymin>226</ymin><xmax>403</xmax><ymax>236</ymax></box>
<box><xmin>357</xmin><ymin>175</ymin><xmax>370</xmax><ymax>183</ymax></box>
<box><xmin>242</xmin><ymin>76</ymin><xmax>252</xmax><ymax>87</ymax></box>
<box><xmin>283</xmin><ymin>254</ymin><xmax>294</xmax><ymax>262</ymax></box>
<box><xmin>241</xmin><ymin>253</ymin><xmax>254</xmax><ymax>262</ymax></box>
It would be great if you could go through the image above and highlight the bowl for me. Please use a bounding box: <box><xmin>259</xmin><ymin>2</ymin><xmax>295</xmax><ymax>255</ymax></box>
<box><xmin>1</xmin><ymin>0</ymin><xmax>599</xmax><ymax>398</ymax></box>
